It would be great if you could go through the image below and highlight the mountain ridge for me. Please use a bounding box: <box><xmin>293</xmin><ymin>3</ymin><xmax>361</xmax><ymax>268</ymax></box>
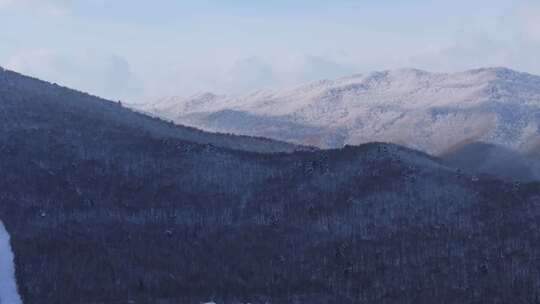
<box><xmin>0</xmin><ymin>67</ymin><xmax>310</xmax><ymax>154</ymax></box>
<box><xmin>139</xmin><ymin>67</ymin><xmax>540</xmax><ymax>154</ymax></box>
<box><xmin>3</xmin><ymin>67</ymin><xmax>540</xmax><ymax>303</ymax></box>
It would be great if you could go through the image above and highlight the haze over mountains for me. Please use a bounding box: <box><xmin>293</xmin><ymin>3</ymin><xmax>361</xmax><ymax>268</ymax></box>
<box><xmin>2</xmin><ymin>67</ymin><xmax>540</xmax><ymax>303</ymax></box>
<box><xmin>442</xmin><ymin>141</ymin><xmax>540</xmax><ymax>182</ymax></box>
<box><xmin>140</xmin><ymin>67</ymin><xmax>540</xmax><ymax>156</ymax></box>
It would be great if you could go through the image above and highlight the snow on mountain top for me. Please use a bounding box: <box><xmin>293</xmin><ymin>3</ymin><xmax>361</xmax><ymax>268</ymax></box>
<box><xmin>140</xmin><ymin>67</ymin><xmax>540</xmax><ymax>153</ymax></box>
<box><xmin>149</xmin><ymin>67</ymin><xmax>540</xmax><ymax>113</ymax></box>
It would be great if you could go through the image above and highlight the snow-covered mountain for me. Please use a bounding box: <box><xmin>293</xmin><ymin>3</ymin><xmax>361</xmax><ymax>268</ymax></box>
<box><xmin>139</xmin><ymin>67</ymin><xmax>540</xmax><ymax>155</ymax></box>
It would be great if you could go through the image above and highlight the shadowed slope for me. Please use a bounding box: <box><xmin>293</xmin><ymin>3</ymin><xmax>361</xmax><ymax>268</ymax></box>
<box><xmin>0</xmin><ymin>67</ymin><xmax>309</xmax><ymax>154</ymax></box>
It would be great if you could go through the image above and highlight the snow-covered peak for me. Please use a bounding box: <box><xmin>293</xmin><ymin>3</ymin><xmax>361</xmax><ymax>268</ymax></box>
<box><xmin>146</xmin><ymin>67</ymin><xmax>540</xmax><ymax>114</ymax></box>
<box><xmin>139</xmin><ymin>67</ymin><xmax>540</xmax><ymax>153</ymax></box>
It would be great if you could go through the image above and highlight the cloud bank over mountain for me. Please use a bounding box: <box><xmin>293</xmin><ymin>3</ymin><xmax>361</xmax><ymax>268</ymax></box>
<box><xmin>6</xmin><ymin>50</ymin><xmax>142</xmax><ymax>101</ymax></box>
<box><xmin>2</xmin><ymin>1</ymin><xmax>540</xmax><ymax>101</ymax></box>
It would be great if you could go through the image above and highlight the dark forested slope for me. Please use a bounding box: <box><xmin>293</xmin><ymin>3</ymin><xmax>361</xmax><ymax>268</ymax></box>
<box><xmin>1</xmin><ymin>69</ymin><xmax>540</xmax><ymax>304</ymax></box>
<box><xmin>0</xmin><ymin>67</ymin><xmax>306</xmax><ymax>154</ymax></box>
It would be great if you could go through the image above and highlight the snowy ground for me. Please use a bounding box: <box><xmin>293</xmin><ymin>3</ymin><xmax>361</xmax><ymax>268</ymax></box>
<box><xmin>0</xmin><ymin>221</ymin><xmax>22</xmax><ymax>304</ymax></box>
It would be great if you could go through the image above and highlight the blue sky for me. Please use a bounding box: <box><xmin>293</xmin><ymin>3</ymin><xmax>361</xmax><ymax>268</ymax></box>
<box><xmin>1</xmin><ymin>0</ymin><xmax>539</xmax><ymax>101</ymax></box>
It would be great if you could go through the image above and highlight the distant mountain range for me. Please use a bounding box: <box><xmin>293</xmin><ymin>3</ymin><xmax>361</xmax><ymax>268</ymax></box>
<box><xmin>139</xmin><ymin>67</ymin><xmax>540</xmax><ymax>155</ymax></box>
<box><xmin>2</xmin><ymin>67</ymin><xmax>540</xmax><ymax>303</ymax></box>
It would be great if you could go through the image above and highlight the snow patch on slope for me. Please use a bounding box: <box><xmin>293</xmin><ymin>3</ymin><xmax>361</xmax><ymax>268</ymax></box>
<box><xmin>0</xmin><ymin>221</ymin><xmax>22</xmax><ymax>304</ymax></box>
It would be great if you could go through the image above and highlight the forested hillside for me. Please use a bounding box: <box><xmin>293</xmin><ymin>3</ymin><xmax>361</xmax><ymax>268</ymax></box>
<box><xmin>0</xmin><ymin>68</ymin><xmax>306</xmax><ymax>154</ymax></box>
<box><xmin>1</xmin><ymin>68</ymin><xmax>540</xmax><ymax>304</ymax></box>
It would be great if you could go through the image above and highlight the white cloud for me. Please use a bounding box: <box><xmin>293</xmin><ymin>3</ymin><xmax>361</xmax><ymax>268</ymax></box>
<box><xmin>7</xmin><ymin>49</ymin><xmax>144</xmax><ymax>101</ymax></box>
<box><xmin>292</xmin><ymin>55</ymin><xmax>357</xmax><ymax>83</ymax></box>
<box><xmin>405</xmin><ymin>2</ymin><xmax>540</xmax><ymax>75</ymax></box>
<box><xmin>0</xmin><ymin>0</ymin><xmax>71</xmax><ymax>15</ymax></box>
<box><xmin>3</xmin><ymin>1</ymin><xmax>540</xmax><ymax>100</ymax></box>
<box><xmin>142</xmin><ymin>54</ymin><xmax>360</xmax><ymax>98</ymax></box>
<box><xmin>223</xmin><ymin>57</ymin><xmax>276</xmax><ymax>93</ymax></box>
<box><xmin>407</xmin><ymin>32</ymin><xmax>508</xmax><ymax>72</ymax></box>
<box><xmin>514</xmin><ymin>3</ymin><xmax>540</xmax><ymax>43</ymax></box>
<box><xmin>220</xmin><ymin>54</ymin><xmax>358</xmax><ymax>93</ymax></box>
